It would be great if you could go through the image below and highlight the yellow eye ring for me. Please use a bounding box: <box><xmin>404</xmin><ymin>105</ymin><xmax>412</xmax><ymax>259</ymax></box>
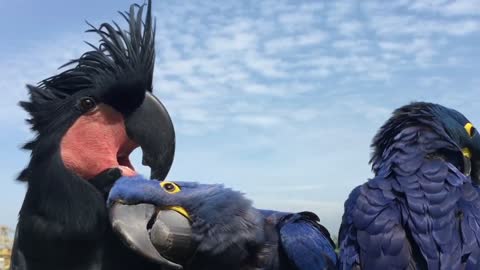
<box><xmin>465</xmin><ymin>123</ymin><xmax>475</xmax><ymax>138</ymax></box>
<box><xmin>160</xmin><ymin>181</ymin><xmax>181</xmax><ymax>194</ymax></box>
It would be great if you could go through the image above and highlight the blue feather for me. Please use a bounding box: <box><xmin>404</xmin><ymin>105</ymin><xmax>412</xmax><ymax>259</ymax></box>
<box><xmin>279</xmin><ymin>212</ymin><xmax>337</xmax><ymax>270</ymax></box>
<box><xmin>340</xmin><ymin>102</ymin><xmax>480</xmax><ymax>270</ymax></box>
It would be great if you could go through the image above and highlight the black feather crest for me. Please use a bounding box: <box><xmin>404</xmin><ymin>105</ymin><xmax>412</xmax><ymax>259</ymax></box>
<box><xmin>40</xmin><ymin>0</ymin><xmax>155</xmax><ymax>94</ymax></box>
<box><xmin>21</xmin><ymin>0</ymin><xmax>155</xmax><ymax>131</ymax></box>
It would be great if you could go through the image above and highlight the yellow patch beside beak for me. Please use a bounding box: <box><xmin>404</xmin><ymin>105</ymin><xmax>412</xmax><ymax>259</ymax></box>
<box><xmin>465</xmin><ymin>123</ymin><xmax>474</xmax><ymax>137</ymax></box>
<box><xmin>462</xmin><ymin>148</ymin><xmax>472</xmax><ymax>159</ymax></box>
<box><xmin>166</xmin><ymin>206</ymin><xmax>190</xmax><ymax>220</ymax></box>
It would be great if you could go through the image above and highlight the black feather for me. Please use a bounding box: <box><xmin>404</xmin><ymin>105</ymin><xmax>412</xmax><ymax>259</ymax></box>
<box><xmin>39</xmin><ymin>1</ymin><xmax>155</xmax><ymax>96</ymax></box>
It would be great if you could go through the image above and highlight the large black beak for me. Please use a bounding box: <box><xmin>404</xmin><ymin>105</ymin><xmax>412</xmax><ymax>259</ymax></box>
<box><xmin>110</xmin><ymin>203</ymin><xmax>194</xmax><ymax>269</ymax></box>
<box><xmin>125</xmin><ymin>92</ymin><xmax>175</xmax><ymax>180</ymax></box>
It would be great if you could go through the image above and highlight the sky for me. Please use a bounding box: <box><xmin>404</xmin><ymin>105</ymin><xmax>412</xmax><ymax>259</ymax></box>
<box><xmin>0</xmin><ymin>0</ymin><xmax>479</xmax><ymax>235</ymax></box>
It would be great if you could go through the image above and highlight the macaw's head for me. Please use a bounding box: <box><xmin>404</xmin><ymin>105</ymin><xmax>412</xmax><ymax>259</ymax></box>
<box><xmin>19</xmin><ymin>0</ymin><xmax>175</xmax><ymax>185</ymax></box>
<box><xmin>371</xmin><ymin>102</ymin><xmax>480</xmax><ymax>183</ymax></box>
<box><xmin>107</xmin><ymin>177</ymin><xmax>264</xmax><ymax>270</ymax></box>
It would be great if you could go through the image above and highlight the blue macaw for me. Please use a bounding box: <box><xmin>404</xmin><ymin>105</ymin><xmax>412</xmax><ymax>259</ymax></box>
<box><xmin>339</xmin><ymin>102</ymin><xmax>480</xmax><ymax>270</ymax></box>
<box><xmin>107</xmin><ymin>176</ymin><xmax>337</xmax><ymax>270</ymax></box>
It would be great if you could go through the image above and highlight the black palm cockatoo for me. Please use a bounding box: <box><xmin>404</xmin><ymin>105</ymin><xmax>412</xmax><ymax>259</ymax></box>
<box><xmin>339</xmin><ymin>102</ymin><xmax>480</xmax><ymax>269</ymax></box>
<box><xmin>106</xmin><ymin>176</ymin><xmax>338</xmax><ymax>270</ymax></box>
<box><xmin>11</xmin><ymin>1</ymin><xmax>176</xmax><ymax>269</ymax></box>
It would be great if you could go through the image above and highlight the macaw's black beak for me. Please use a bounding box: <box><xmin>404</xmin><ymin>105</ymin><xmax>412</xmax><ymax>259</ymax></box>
<box><xmin>110</xmin><ymin>203</ymin><xmax>194</xmax><ymax>270</ymax></box>
<box><xmin>125</xmin><ymin>92</ymin><xmax>175</xmax><ymax>180</ymax></box>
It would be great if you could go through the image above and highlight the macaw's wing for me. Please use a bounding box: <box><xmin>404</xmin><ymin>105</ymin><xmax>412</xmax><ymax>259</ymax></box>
<box><xmin>338</xmin><ymin>178</ymin><xmax>417</xmax><ymax>270</ymax></box>
<box><xmin>401</xmin><ymin>161</ymin><xmax>466</xmax><ymax>270</ymax></box>
<box><xmin>339</xmin><ymin>158</ymin><xmax>477</xmax><ymax>270</ymax></box>
<box><xmin>458</xmin><ymin>183</ymin><xmax>480</xmax><ymax>269</ymax></box>
<box><xmin>279</xmin><ymin>212</ymin><xmax>337</xmax><ymax>270</ymax></box>
<box><xmin>338</xmin><ymin>186</ymin><xmax>362</xmax><ymax>270</ymax></box>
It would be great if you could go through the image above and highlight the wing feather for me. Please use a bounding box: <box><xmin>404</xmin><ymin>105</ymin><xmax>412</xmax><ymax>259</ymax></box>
<box><xmin>339</xmin><ymin>177</ymin><xmax>416</xmax><ymax>270</ymax></box>
<box><xmin>279</xmin><ymin>212</ymin><xmax>337</xmax><ymax>270</ymax></box>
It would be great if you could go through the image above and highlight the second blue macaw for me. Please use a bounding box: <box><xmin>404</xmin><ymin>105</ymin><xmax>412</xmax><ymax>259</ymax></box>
<box><xmin>339</xmin><ymin>102</ymin><xmax>480</xmax><ymax>269</ymax></box>
<box><xmin>107</xmin><ymin>176</ymin><xmax>337</xmax><ymax>270</ymax></box>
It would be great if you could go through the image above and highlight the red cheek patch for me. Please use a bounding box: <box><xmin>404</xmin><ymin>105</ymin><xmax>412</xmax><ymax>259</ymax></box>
<box><xmin>61</xmin><ymin>104</ymin><xmax>137</xmax><ymax>180</ymax></box>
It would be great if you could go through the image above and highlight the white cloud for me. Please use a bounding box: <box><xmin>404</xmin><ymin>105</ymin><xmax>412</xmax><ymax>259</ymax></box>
<box><xmin>264</xmin><ymin>31</ymin><xmax>328</xmax><ymax>54</ymax></box>
<box><xmin>233</xmin><ymin>114</ymin><xmax>283</xmax><ymax>128</ymax></box>
<box><xmin>332</xmin><ymin>39</ymin><xmax>371</xmax><ymax>53</ymax></box>
<box><xmin>327</xmin><ymin>1</ymin><xmax>358</xmax><ymax>24</ymax></box>
<box><xmin>278</xmin><ymin>12</ymin><xmax>315</xmax><ymax>26</ymax></box>
<box><xmin>298</xmin><ymin>2</ymin><xmax>325</xmax><ymax>13</ymax></box>
<box><xmin>177</xmin><ymin>108</ymin><xmax>210</xmax><ymax>123</ymax></box>
<box><xmin>409</xmin><ymin>0</ymin><xmax>480</xmax><ymax>16</ymax></box>
<box><xmin>442</xmin><ymin>0</ymin><xmax>480</xmax><ymax>16</ymax></box>
<box><xmin>297</xmin><ymin>32</ymin><xmax>329</xmax><ymax>46</ymax></box>
<box><xmin>369</xmin><ymin>15</ymin><xmax>479</xmax><ymax>37</ymax></box>
<box><xmin>207</xmin><ymin>32</ymin><xmax>257</xmax><ymax>52</ymax></box>
<box><xmin>379</xmin><ymin>38</ymin><xmax>437</xmax><ymax>66</ymax></box>
<box><xmin>337</xmin><ymin>20</ymin><xmax>364</xmax><ymax>36</ymax></box>
<box><xmin>418</xmin><ymin>76</ymin><xmax>452</xmax><ymax>88</ymax></box>
<box><xmin>289</xmin><ymin>108</ymin><xmax>322</xmax><ymax>122</ymax></box>
<box><xmin>243</xmin><ymin>83</ymin><xmax>278</xmax><ymax>95</ymax></box>
<box><xmin>243</xmin><ymin>51</ymin><xmax>287</xmax><ymax>78</ymax></box>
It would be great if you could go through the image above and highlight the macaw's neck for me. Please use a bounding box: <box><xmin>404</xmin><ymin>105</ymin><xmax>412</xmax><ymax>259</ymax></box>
<box><xmin>187</xmin><ymin>217</ymin><xmax>282</xmax><ymax>270</ymax></box>
<box><xmin>188</xmin><ymin>222</ymin><xmax>291</xmax><ymax>270</ymax></box>
<box><xmin>373</xmin><ymin>126</ymin><xmax>459</xmax><ymax>178</ymax></box>
<box><xmin>188</xmin><ymin>243</ymin><xmax>271</xmax><ymax>270</ymax></box>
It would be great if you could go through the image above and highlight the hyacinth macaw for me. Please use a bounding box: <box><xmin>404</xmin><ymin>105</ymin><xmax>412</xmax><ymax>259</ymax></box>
<box><xmin>11</xmin><ymin>1</ymin><xmax>176</xmax><ymax>270</ymax></box>
<box><xmin>339</xmin><ymin>102</ymin><xmax>480</xmax><ymax>270</ymax></box>
<box><xmin>107</xmin><ymin>176</ymin><xmax>338</xmax><ymax>270</ymax></box>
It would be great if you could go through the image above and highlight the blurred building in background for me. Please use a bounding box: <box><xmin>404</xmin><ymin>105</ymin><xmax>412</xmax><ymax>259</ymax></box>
<box><xmin>0</xmin><ymin>226</ymin><xmax>13</xmax><ymax>270</ymax></box>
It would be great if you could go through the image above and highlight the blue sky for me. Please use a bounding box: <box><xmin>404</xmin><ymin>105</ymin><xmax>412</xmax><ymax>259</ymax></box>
<box><xmin>0</xmin><ymin>0</ymin><xmax>479</xmax><ymax>234</ymax></box>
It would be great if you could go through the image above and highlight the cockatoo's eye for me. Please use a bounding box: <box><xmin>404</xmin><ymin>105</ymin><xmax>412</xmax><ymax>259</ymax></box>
<box><xmin>161</xmin><ymin>181</ymin><xmax>181</xmax><ymax>194</ymax></box>
<box><xmin>78</xmin><ymin>97</ymin><xmax>97</xmax><ymax>113</ymax></box>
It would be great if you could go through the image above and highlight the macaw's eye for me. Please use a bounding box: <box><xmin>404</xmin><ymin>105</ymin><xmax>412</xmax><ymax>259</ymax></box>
<box><xmin>465</xmin><ymin>123</ymin><xmax>476</xmax><ymax>138</ymax></box>
<box><xmin>79</xmin><ymin>97</ymin><xmax>97</xmax><ymax>113</ymax></box>
<box><xmin>161</xmin><ymin>181</ymin><xmax>181</xmax><ymax>194</ymax></box>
